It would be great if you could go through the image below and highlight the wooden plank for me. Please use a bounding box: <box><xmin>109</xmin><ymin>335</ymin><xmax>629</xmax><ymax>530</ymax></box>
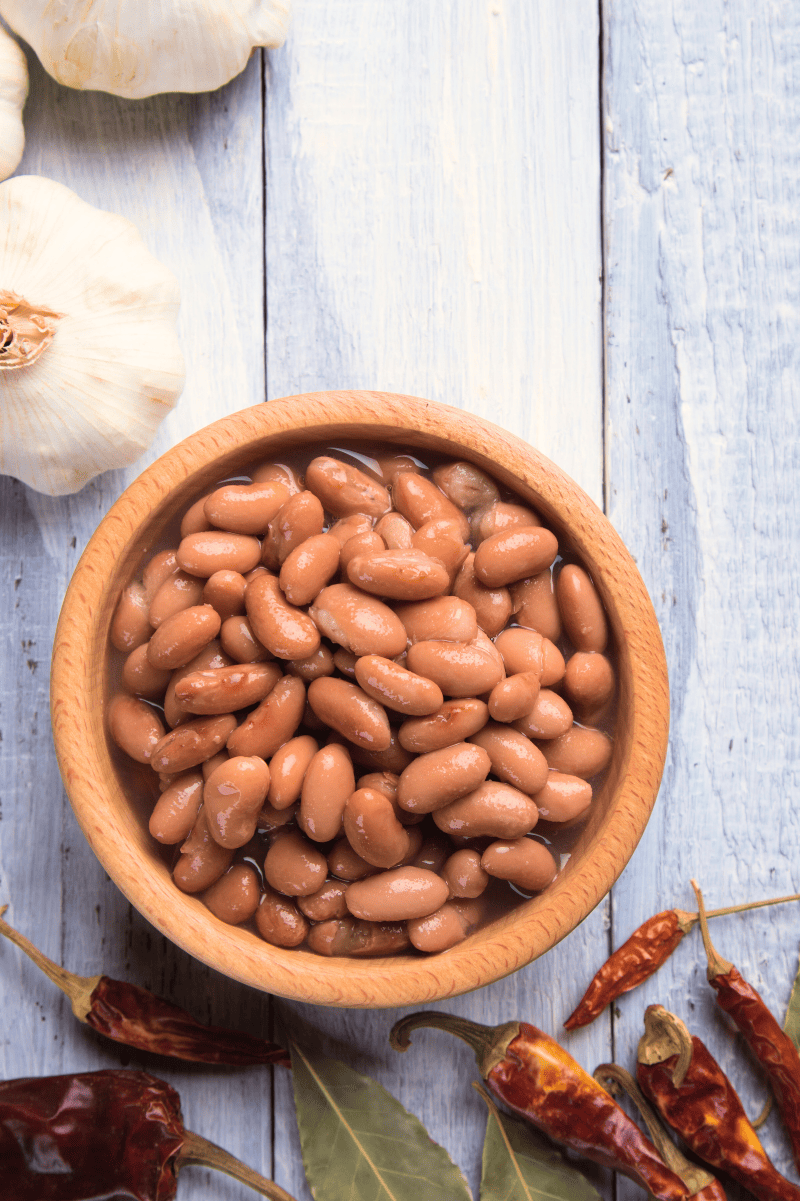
<box><xmin>604</xmin><ymin>0</ymin><xmax>800</xmax><ymax>1190</ymax></box>
<box><xmin>265</xmin><ymin>5</ymin><xmax>606</xmax><ymax>1198</ymax></box>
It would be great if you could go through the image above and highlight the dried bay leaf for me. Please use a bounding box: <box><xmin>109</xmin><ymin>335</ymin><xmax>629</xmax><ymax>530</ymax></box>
<box><xmin>290</xmin><ymin>1041</ymin><xmax>473</xmax><ymax>1201</ymax></box>
<box><xmin>784</xmin><ymin>944</ymin><xmax>800</xmax><ymax>1050</ymax></box>
<box><xmin>475</xmin><ymin>1084</ymin><xmax>602</xmax><ymax>1201</ymax></box>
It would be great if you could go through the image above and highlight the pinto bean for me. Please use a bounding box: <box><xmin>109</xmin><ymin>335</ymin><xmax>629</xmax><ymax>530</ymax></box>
<box><xmin>327</xmin><ymin>836</ymin><xmax>381</xmax><ymax>881</ymax></box>
<box><xmin>395</xmin><ymin>595</ymin><xmax>478</xmax><ymax>645</ymax></box>
<box><xmin>279</xmin><ymin>532</ymin><xmax>342</xmax><ymax>606</ymax></box>
<box><xmin>452</xmin><ymin>554</ymin><xmax>513</xmax><ymax>637</ymax></box>
<box><xmin>257</xmin><ymin>798</ymin><xmax>299</xmax><ymax>833</ymax></box>
<box><xmin>305</xmin><ymin>455</ymin><xmax>391</xmax><ymax>518</ymax></box>
<box><xmin>180</xmin><ymin>496</ymin><xmax>212</xmax><ymax>538</ymax></box>
<box><xmin>407</xmin><ymin>902</ymin><xmax>471</xmax><ymax>953</ymax></box>
<box><xmin>410</xmin><ymin>520</ymin><xmax>469</xmax><ymax>575</ymax></box>
<box><xmin>203</xmin><ymin>864</ymin><xmax>261</xmax><ymax>925</ymax></box>
<box><xmin>204</xmin><ymin>479</ymin><xmax>290</xmax><ymax>534</ymax></box>
<box><xmin>344</xmin><ymin>729</ymin><xmax>415</xmax><ymax>776</ymax></box>
<box><xmin>473</xmin><ymin>501</ymin><xmax>542</xmax><ymax>541</ymax></box>
<box><xmin>487</xmin><ymin>671</ymin><xmax>540</xmax><ymax>723</ymax></box>
<box><xmin>201</xmin><ymin>751</ymin><xmax>228</xmax><ymax>780</ymax></box>
<box><xmin>286</xmin><ymin>644</ymin><xmax>336</xmax><ymax>681</ymax></box>
<box><xmin>432</xmin><ymin>461</ymin><xmax>500</xmax><ymax>513</ymax></box>
<box><xmin>374</xmin><ymin>452</ymin><xmax>422</xmax><ymax>484</ymax></box>
<box><xmin>146</xmin><ymin>605</ymin><xmax>222</xmax><ymax>671</ymax></box>
<box><xmin>307</xmin><ymin>918</ymin><xmax>410</xmax><ymax>957</ymax></box>
<box><xmin>511</xmin><ymin>570</ymin><xmax>562</xmax><ymax>641</ymax></box>
<box><xmin>327</xmin><ymin>512</ymin><xmax>375</xmax><ymax>547</ymax></box>
<box><xmin>108</xmin><ymin>695</ymin><xmax>165</xmax><ymax>764</ymax></box>
<box><xmin>412</xmin><ymin>831</ymin><xmax>453</xmax><ymax>875</ymax></box>
<box><xmin>563</xmin><ymin>651</ymin><xmax>615</xmax><ymax>709</ymax></box>
<box><xmin>220</xmin><ymin>614</ymin><xmax>273</xmax><ymax>663</ymax></box>
<box><xmin>332</xmin><ymin>648</ymin><xmax>358</xmax><ymax>678</ymax></box>
<box><xmin>173</xmin><ymin>809</ymin><xmax>233</xmax><ymax>893</ymax></box>
<box><xmin>474</xmin><ymin>526</ymin><xmax>558</xmax><ymax>588</ymax></box>
<box><xmin>469</xmin><ymin>722</ymin><xmax>549</xmax><ymax>795</ymax></box>
<box><xmin>339</xmin><ymin>531</ymin><xmax>386</xmax><ymax>574</ymax></box>
<box><xmin>148</xmin><ymin>771</ymin><xmax>204</xmax><ymax>844</ymax></box>
<box><xmin>151</xmin><ymin>714</ymin><xmax>237</xmax><ymax>774</ymax></box>
<box><xmin>514</xmin><ymin>689</ymin><xmax>573</xmax><ymax>739</ymax></box>
<box><xmin>354</xmin><ymin>655</ymin><xmax>443</xmax><ymax>716</ymax></box>
<box><xmin>202</xmin><ymin>570</ymin><xmax>247</xmax><ymax>622</ymax></box>
<box><xmin>347</xmin><ymin>549</ymin><xmax>450</xmax><ymax>601</ymax></box>
<box><xmin>540</xmin><ymin>725</ymin><xmax>613</xmax><ymax>779</ymax></box>
<box><xmin>433</xmin><ymin>782</ymin><xmax>539</xmax><ymax>839</ymax></box>
<box><xmin>121</xmin><ymin>644</ymin><xmax>172</xmax><ymax>701</ymax></box>
<box><xmin>441</xmin><ymin>849</ymin><xmax>489</xmax><ymax>899</ymax></box>
<box><xmin>174</xmin><ymin>662</ymin><xmax>282</xmax><ymax>714</ymax></box>
<box><xmin>142</xmin><ymin>550</ymin><xmax>179</xmax><ymax>603</ymax></box>
<box><xmin>343</xmin><ymin>788</ymin><xmax>411</xmax><ymax>869</ymax></box>
<box><xmin>264</xmin><ymin>828</ymin><xmax>328</xmax><ymax>896</ymax></box>
<box><xmin>245</xmin><ymin>571</ymin><xmax>321</xmax><ymax>660</ymax></box>
<box><xmin>251</xmin><ymin>461</ymin><xmax>303</xmax><ymax>494</ymax></box>
<box><xmin>532</xmin><ymin>772</ymin><xmax>593</xmax><ymax>822</ymax></box>
<box><xmin>309</xmin><ymin>583</ymin><xmax>407</xmax><ymax>658</ymax></box>
<box><xmin>346</xmin><ymin>866</ymin><xmax>449</xmax><ymax>922</ymax></box>
<box><xmin>481</xmin><ymin>837</ymin><xmax>558</xmax><ymax>893</ymax></box>
<box><xmin>148</xmin><ymin>571</ymin><xmax>205</xmax><ymax>628</ymax></box>
<box><xmin>298</xmin><ymin>879</ymin><xmax>350</xmax><ymax>921</ymax></box>
<box><xmin>405</xmin><ymin>638</ymin><xmax>504</xmax><ymax>698</ymax></box>
<box><xmin>556</xmin><ymin>563</ymin><xmax>608</xmax><ymax>652</ymax></box>
<box><xmin>307</xmin><ymin>677</ymin><xmax>391</xmax><ymax>751</ymax></box>
<box><xmin>268</xmin><ymin>735</ymin><xmax>319</xmax><ymax>810</ymax></box>
<box><xmin>254</xmin><ymin>888</ymin><xmax>309</xmax><ymax>947</ymax></box>
<box><xmin>398</xmin><ymin>697</ymin><xmax>489</xmax><ymax>754</ymax></box>
<box><xmin>262</xmin><ymin>490</ymin><xmax>325</xmax><ymax>569</ymax></box>
<box><xmin>110</xmin><ymin>581</ymin><xmax>152</xmax><ymax>652</ymax></box>
<box><xmin>177</xmin><ymin>531</ymin><xmax>262</xmax><ymax>578</ymax></box>
<box><xmin>494</xmin><ymin>627</ymin><xmax>567</xmax><ymax>682</ymax></box>
<box><xmin>226</xmin><ymin>675</ymin><xmax>305</xmax><ymax>759</ymax></box>
<box><xmin>204</xmin><ymin>755</ymin><xmax>271</xmax><ymax>848</ymax></box>
<box><xmin>163</xmin><ymin>640</ymin><xmax>233</xmax><ymax>728</ymax></box>
<box><xmin>299</xmin><ymin>743</ymin><xmax>356</xmax><ymax>842</ymax></box>
<box><xmin>392</xmin><ymin>471</ymin><xmax>471</xmax><ymax>538</ymax></box>
<box><xmin>374</xmin><ymin>511</ymin><xmax>414</xmax><ymax>549</ymax></box>
<box><xmin>397</xmin><ymin>743</ymin><xmax>491</xmax><ymax>814</ymax></box>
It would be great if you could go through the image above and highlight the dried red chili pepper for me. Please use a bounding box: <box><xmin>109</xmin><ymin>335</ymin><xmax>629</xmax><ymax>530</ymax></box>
<box><xmin>636</xmin><ymin>1004</ymin><xmax>800</xmax><ymax>1201</ymax></box>
<box><xmin>0</xmin><ymin>906</ymin><xmax>289</xmax><ymax>1068</ymax></box>
<box><xmin>390</xmin><ymin>1011</ymin><xmax>690</xmax><ymax>1200</ymax></box>
<box><xmin>692</xmin><ymin>880</ymin><xmax>800</xmax><ymax>1174</ymax></box>
<box><xmin>594</xmin><ymin>1062</ymin><xmax>727</xmax><ymax>1201</ymax></box>
<box><xmin>0</xmin><ymin>1069</ymin><xmax>297</xmax><ymax>1200</ymax></box>
<box><xmin>564</xmin><ymin>891</ymin><xmax>800</xmax><ymax>1030</ymax></box>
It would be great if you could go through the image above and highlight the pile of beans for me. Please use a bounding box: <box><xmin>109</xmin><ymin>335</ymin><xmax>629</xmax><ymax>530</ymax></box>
<box><xmin>107</xmin><ymin>447</ymin><xmax>615</xmax><ymax>957</ymax></box>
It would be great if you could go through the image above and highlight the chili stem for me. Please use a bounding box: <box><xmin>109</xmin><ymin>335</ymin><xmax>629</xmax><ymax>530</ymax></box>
<box><xmin>390</xmin><ymin>1011</ymin><xmax>520</xmax><ymax>1076</ymax></box>
<box><xmin>0</xmin><ymin>905</ymin><xmax>98</xmax><ymax>1019</ymax></box>
<box><xmin>179</xmin><ymin>1130</ymin><xmax>299</xmax><ymax>1200</ymax></box>
<box><xmin>691</xmin><ymin>881</ymin><xmax>734</xmax><ymax>978</ymax></box>
<box><xmin>704</xmin><ymin>892</ymin><xmax>800</xmax><ymax>921</ymax></box>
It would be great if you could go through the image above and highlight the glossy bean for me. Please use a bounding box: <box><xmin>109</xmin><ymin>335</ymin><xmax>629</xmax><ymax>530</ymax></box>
<box><xmin>108</xmin><ymin>694</ymin><xmax>165</xmax><ymax>764</ymax></box>
<box><xmin>395</xmin><ymin>596</ymin><xmax>478</xmax><ymax>646</ymax></box>
<box><xmin>494</xmin><ymin>627</ymin><xmax>567</xmax><ymax>683</ymax></box>
<box><xmin>204</xmin><ymin>479</ymin><xmax>290</xmax><ymax>534</ymax></box>
<box><xmin>453</xmin><ymin>554</ymin><xmax>513</xmax><ymax>637</ymax></box>
<box><xmin>432</xmin><ymin>461</ymin><xmax>500</xmax><ymax>513</ymax></box>
<box><xmin>177</xmin><ymin>531</ymin><xmax>262</xmax><ymax>577</ymax></box>
<box><xmin>151</xmin><ymin>713</ymin><xmax>237</xmax><ymax>773</ymax></box>
<box><xmin>307</xmin><ymin>677</ymin><xmax>391</xmax><ymax>750</ymax></box>
<box><xmin>339</xmin><ymin>531</ymin><xmax>386</xmax><ymax>574</ymax></box>
<box><xmin>268</xmin><ymin>734</ymin><xmax>319</xmax><ymax>809</ymax></box>
<box><xmin>487</xmin><ymin>671</ymin><xmax>540</xmax><ymax>723</ymax></box>
<box><xmin>256</xmin><ymin>798</ymin><xmax>299</xmax><ymax>833</ymax></box>
<box><xmin>346</xmin><ymin>548</ymin><xmax>450</xmax><ymax>602</ymax></box>
<box><xmin>110</xmin><ymin>581</ymin><xmax>152</xmax><ymax>652</ymax></box>
<box><xmin>148</xmin><ymin>771</ymin><xmax>204</xmax><ymax>844</ymax></box>
<box><xmin>397</xmin><ymin>742</ymin><xmax>491</xmax><ymax>814</ymax></box>
<box><xmin>203</xmin><ymin>864</ymin><xmax>261</xmax><ymax>925</ymax></box>
<box><xmin>180</xmin><ymin>496</ymin><xmax>212</xmax><ymax>537</ymax></box>
<box><xmin>201</xmin><ymin>751</ymin><xmax>228</xmax><ymax>780</ymax></box>
<box><xmin>343</xmin><ymin>788</ymin><xmax>411</xmax><ymax>869</ymax></box>
<box><xmin>264</xmin><ymin>828</ymin><xmax>328</xmax><ymax>896</ymax></box>
<box><xmin>398</xmin><ymin>697</ymin><xmax>489</xmax><ymax>753</ymax></box>
<box><xmin>532</xmin><ymin>772</ymin><xmax>593</xmax><ymax>822</ymax></box>
<box><xmin>412</xmin><ymin>832</ymin><xmax>453</xmax><ymax>875</ymax></box>
<box><xmin>556</xmin><ymin>563</ymin><xmax>608</xmax><ymax>652</ymax></box>
<box><xmin>327</xmin><ymin>512</ymin><xmax>375</xmax><ymax>547</ymax></box>
<box><xmin>332</xmin><ymin>648</ymin><xmax>358</xmax><ymax>678</ymax></box>
<box><xmin>408</xmin><ymin>903</ymin><xmax>471</xmax><ymax>953</ymax></box>
<box><xmin>220</xmin><ymin>614</ymin><xmax>273</xmax><ymax>663</ymax></box>
<box><xmin>540</xmin><ymin>725</ymin><xmax>613</xmax><ymax>778</ymax></box>
<box><xmin>297</xmin><ymin>879</ymin><xmax>350</xmax><ymax>921</ymax></box>
<box><xmin>227</xmin><ymin>675</ymin><xmax>305</xmax><ymax>759</ymax></box>
<box><xmin>142</xmin><ymin>550</ymin><xmax>179</xmax><ymax>603</ymax></box>
<box><xmin>354</xmin><ymin>654</ymin><xmax>443</xmax><ymax>716</ymax></box>
<box><xmin>146</xmin><ymin>604</ymin><xmax>222</xmax><ymax>671</ymax></box>
<box><xmin>173</xmin><ymin>810</ymin><xmax>233</xmax><ymax>893</ymax></box>
<box><xmin>307</xmin><ymin>918</ymin><xmax>409</xmax><ymax>957</ymax></box>
<box><xmin>279</xmin><ymin>532</ymin><xmax>342</xmax><ymax>606</ymax></box>
<box><xmin>163</xmin><ymin>640</ymin><xmax>232</xmax><ymax>728</ymax></box>
<box><xmin>254</xmin><ymin>888</ymin><xmax>309</xmax><ymax>947</ymax></box>
<box><xmin>346</xmin><ymin>866</ymin><xmax>449</xmax><ymax>922</ymax></box>
<box><xmin>374</xmin><ymin>452</ymin><xmax>422</xmax><ymax>484</ymax></box>
<box><xmin>327</xmin><ymin>836</ymin><xmax>380</xmax><ymax>881</ymax></box>
<box><xmin>309</xmin><ymin>583</ymin><xmax>407</xmax><ymax>658</ymax></box>
<box><xmin>121</xmin><ymin>644</ymin><xmax>172</xmax><ymax>701</ymax></box>
<box><xmin>305</xmin><ymin>455</ymin><xmax>391</xmax><ymax>518</ymax></box>
<box><xmin>510</xmin><ymin>570</ymin><xmax>562</xmax><ymax>641</ymax></box>
<box><xmin>203</xmin><ymin>755</ymin><xmax>271</xmax><ymax>848</ymax></box>
<box><xmin>405</xmin><ymin>638</ymin><xmax>504</xmax><ymax>697</ymax></box>
<box><xmin>392</xmin><ymin>471</ymin><xmax>470</xmax><ymax>538</ymax></box>
<box><xmin>433</xmin><ymin>782</ymin><xmax>539</xmax><ymax>839</ymax></box>
<box><xmin>251</xmin><ymin>461</ymin><xmax>303</xmax><ymax>493</ymax></box>
<box><xmin>374</xmin><ymin>511</ymin><xmax>414</xmax><ymax>549</ymax></box>
<box><xmin>344</xmin><ymin>729</ymin><xmax>415</xmax><ymax>775</ymax></box>
<box><xmin>563</xmin><ymin>651</ymin><xmax>615</xmax><ymax>709</ymax></box>
<box><xmin>474</xmin><ymin>525</ymin><xmax>558</xmax><ymax>588</ymax></box>
<box><xmin>261</xmin><ymin>490</ymin><xmax>326</xmax><ymax>570</ymax></box>
<box><xmin>514</xmin><ymin>689</ymin><xmax>573</xmax><ymax>739</ymax></box>
<box><xmin>441</xmin><ymin>849</ymin><xmax>489</xmax><ymax>899</ymax></box>
<box><xmin>473</xmin><ymin>500</ymin><xmax>542</xmax><ymax>541</ymax></box>
<box><xmin>356</xmin><ymin>771</ymin><xmax>399</xmax><ymax>803</ymax></box>
<box><xmin>286</xmin><ymin>644</ymin><xmax>336</xmax><ymax>681</ymax></box>
<box><xmin>174</xmin><ymin>662</ymin><xmax>282</xmax><ymax>714</ymax></box>
<box><xmin>410</xmin><ymin>520</ymin><xmax>469</xmax><ymax>575</ymax></box>
<box><xmin>245</xmin><ymin>571</ymin><xmax>321</xmax><ymax>660</ymax></box>
<box><xmin>299</xmin><ymin>743</ymin><xmax>356</xmax><ymax>841</ymax></box>
<box><xmin>202</xmin><ymin>570</ymin><xmax>247</xmax><ymax>622</ymax></box>
<box><xmin>148</xmin><ymin>571</ymin><xmax>205</xmax><ymax>628</ymax></box>
<box><xmin>469</xmin><ymin>722</ymin><xmax>549</xmax><ymax>795</ymax></box>
<box><xmin>482</xmin><ymin>837</ymin><xmax>558</xmax><ymax>892</ymax></box>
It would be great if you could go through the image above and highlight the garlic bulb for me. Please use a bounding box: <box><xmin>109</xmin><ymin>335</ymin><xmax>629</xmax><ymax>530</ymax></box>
<box><xmin>0</xmin><ymin>26</ymin><xmax>27</xmax><ymax>181</ymax></box>
<box><xmin>0</xmin><ymin>176</ymin><xmax>185</xmax><ymax>496</ymax></box>
<box><xmin>0</xmin><ymin>0</ymin><xmax>291</xmax><ymax>100</ymax></box>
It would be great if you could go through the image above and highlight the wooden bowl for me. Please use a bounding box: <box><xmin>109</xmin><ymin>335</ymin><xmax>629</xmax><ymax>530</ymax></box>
<box><xmin>51</xmin><ymin>391</ymin><xmax>668</xmax><ymax>1008</ymax></box>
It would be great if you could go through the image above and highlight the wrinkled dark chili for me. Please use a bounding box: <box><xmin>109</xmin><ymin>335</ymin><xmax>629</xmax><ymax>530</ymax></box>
<box><xmin>0</xmin><ymin>907</ymin><xmax>289</xmax><ymax>1067</ymax></box>
<box><xmin>693</xmin><ymin>881</ymin><xmax>800</xmax><ymax>1174</ymax></box>
<box><xmin>637</xmin><ymin>1005</ymin><xmax>800</xmax><ymax>1201</ymax></box>
<box><xmin>391</xmin><ymin>1011</ymin><xmax>690</xmax><ymax>1200</ymax></box>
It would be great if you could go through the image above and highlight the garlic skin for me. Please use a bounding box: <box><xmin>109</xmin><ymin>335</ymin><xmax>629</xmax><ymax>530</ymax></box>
<box><xmin>0</xmin><ymin>1</ymin><xmax>292</xmax><ymax>100</ymax></box>
<box><xmin>0</xmin><ymin>26</ymin><xmax>27</xmax><ymax>181</ymax></box>
<box><xmin>0</xmin><ymin>176</ymin><xmax>185</xmax><ymax>496</ymax></box>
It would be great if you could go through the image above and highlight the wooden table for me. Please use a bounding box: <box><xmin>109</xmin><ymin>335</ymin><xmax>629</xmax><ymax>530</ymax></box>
<box><xmin>2</xmin><ymin>3</ymin><xmax>798</xmax><ymax>1198</ymax></box>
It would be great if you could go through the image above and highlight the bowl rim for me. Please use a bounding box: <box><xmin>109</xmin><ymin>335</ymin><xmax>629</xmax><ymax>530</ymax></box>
<box><xmin>51</xmin><ymin>390</ymin><xmax>669</xmax><ymax>1008</ymax></box>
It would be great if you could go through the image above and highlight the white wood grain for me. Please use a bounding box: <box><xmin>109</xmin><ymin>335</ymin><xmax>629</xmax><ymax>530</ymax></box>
<box><xmin>604</xmin><ymin>0</ymin><xmax>800</xmax><ymax>1190</ymax></box>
